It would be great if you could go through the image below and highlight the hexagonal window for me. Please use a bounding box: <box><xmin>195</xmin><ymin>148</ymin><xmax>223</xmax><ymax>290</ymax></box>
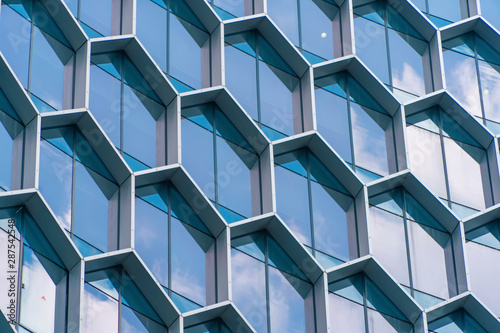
<box><xmin>134</xmin><ymin>181</ymin><xmax>216</xmax><ymax>312</ymax></box>
<box><xmin>225</xmin><ymin>30</ymin><xmax>304</xmax><ymax>140</ymax></box>
<box><xmin>39</xmin><ymin>125</ymin><xmax>120</xmax><ymax>256</ymax></box>
<box><xmin>267</xmin><ymin>0</ymin><xmax>342</xmax><ymax>63</ymax></box>
<box><xmin>329</xmin><ymin>273</ymin><xmax>414</xmax><ymax>332</ymax></box>
<box><xmin>89</xmin><ymin>51</ymin><xmax>167</xmax><ymax>171</ymax></box>
<box><xmin>0</xmin><ymin>207</ymin><xmax>68</xmax><ymax>332</ymax></box>
<box><xmin>406</xmin><ymin>106</ymin><xmax>493</xmax><ymax>216</ymax></box>
<box><xmin>369</xmin><ymin>187</ymin><xmax>458</xmax><ymax>308</ymax></box>
<box><xmin>274</xmin><ymin>148</ymin><xmax>358</xmax><ymax>268</ymax></box>
<box><xmin>412</xmin><ymin>0</ymin><xmax>470</xmax><ymax>27</ymax></box>
<box><xmin>136</xmin><ymin>0</ymin><xmax>211</xmax><ymax>92</ymax></box>
<box><xmin>442</xmin><ymin>32</ymin><xmax>500</xmax><ymax>133</ymax></box>
<box><xmin>353</xmin><ymin>0</ymin><xmax>434</xmax><ymax>101</ymax></box>
<box><xmin>181</xmin><ymin>102</ymin><xmax>261</xmax><ymax>223</ymax></box>
<box><xmin>83</xmin><ymin>267</ymin><xmax>168</xmax><ymax>331</ymax></box>
<box><xmin>315</xmin><ymin>71</ymin><xmax>398</xmax><ymax>181</ymax></box>
<box><xmin>231</xmin><ymin>231</ymin><xmax>315</xmax><ymax>333</ymax></box>
<box><xmin>0</xmin><ymin>1</ymin><xmax>77</xmax><ymax>112</ymax></box>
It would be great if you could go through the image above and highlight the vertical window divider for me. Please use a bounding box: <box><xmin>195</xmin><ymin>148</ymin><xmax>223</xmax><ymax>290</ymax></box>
<box><xmin>166</xmin><ymin>0</ymin><xmax>171</xmax><ymax>78</ymax></box>
<box><xmin>167</xmin><ymin>183</ymin><xmax>172</xmax><ymax>298</ymax></box>
<box><xmin>212</xmin><ymin>105</ymin><xmax>219</xmax><ymax>210</ymax></box>
<box><xmin>383</xmin><ymin>3</ymin><xmax>394</xmax><ymax>92</ymax></box>
<box><xmin>344</xmin><ymin>73</ymin><xmax>356</xmax><ymax>171</ymax></box>
<box><xmin>438</xmin><ymin>109</ymin><xmax>453</xmax><ymax>208</ymax></box>
<box><xmin>118</xmin><ymin>268</ymin><xmax>123</xmax><ymax>332</ymax></box>
<box><xmin>27</xmin><ymin>19</ymin><xmax>35</xmax><ymax>97</ymax></box>
<box><xmin>70</xmin><ymin>129</ymin><xmax>77</xmax><ymax>238</ymax></box>
<box><xmin>472</xmin><ymin>35</ymin><xmax>487</xmax><ymax>124</ymax></box>
<box><xmin>255</xmin><ymin>34</ymin><xmax>262</xmax><ymax>126</ymax></box>
<box><xmin>264</xmin><ymin>234</ymin><xmax>271</xmax><ymax>333</ymax></box>
<box><xmin>120</xmin><ymin>53</ymin><xmax>125</xmax><ymax>157</ymax></box>
<box><xmin>297</xmin><ymin>0</ymin><xmax>303</xmax><ymax>51</ymax></box>
<box><xmin>362</xmin><ymin>275</ymin><xmax>369</xmax><ymax>333</ymax></box>
<box><xmin>15</xmin><ymin>210</ymin><xmax>25</xmax><ymax>332</ymax></box>
<box><xmin>305</xmin><ymin>151</ymin><xmax>315</xmax><ymax>254</ymax></box>
<box><xmin>400</xmin><ymin>190</ymin><xmax>415</xmax><ymax>297</ymax></box>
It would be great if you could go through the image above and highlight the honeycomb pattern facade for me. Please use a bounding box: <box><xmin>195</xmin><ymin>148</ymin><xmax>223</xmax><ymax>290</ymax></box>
<box><xmin>0</xmin><ymin>0</ymin><xmax>500</xmax><ymax>332</ymax></box>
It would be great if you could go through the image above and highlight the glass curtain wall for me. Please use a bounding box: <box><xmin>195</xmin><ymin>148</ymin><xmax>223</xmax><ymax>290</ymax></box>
<box><xmin>89</xmin><ymin>52</ymin><xmax>166</xmax><ymax>171</ymax></box>
<box><xmin>225</xmin><ymin>31</ymin><xmax>303</xmax><ymax>140</ymax></box>
<box><xmin>181</xmin><ymin>103</ymin><xmax>260</xmax><ymax>223</ymax></box>
<box><xmin>0</xmin><ymin>0</ymin><xmax>76</xmax><ymax>112</ymax></box>
<box><xmin>38</xmin><ymin>126</ymin><xmax>119</xmax><ymax>256</ymax></box>
<box><xmin>406</xmin><ymin>107</ymin><xmax>493</xmax><ymax>217</ymax></box>
<box><xmin>428</xmin><ymin>310</ymin><xmax>488</xmax><ymax>333</ymax></box>
<box><xmin>274</xmin><ymin>148</ymin><xmax>357</xmax><ymax>268</ymax></box>
<box><xmin>185</xmin><ymin>319</ymin><xmax>232</xmax><ymax>333</ymax></box>
<box><xmin>369</xmin><ymin>188</ymin><xmax>458</xmax><ymax>308</ymax></box>
<box><xmin>83</xmin><ymin>268</ymin><xmax>168</xmax><ymax>332</ymax></box>
<box><xmin>479</xmin><ymin>0</ymin><xmax>500</xmax><ymax>31</ymax></box>
<box><xmin>329</xmin><ymin>274</ymin><xmax>414</xmax><ymax>332</ymax></box>
<box><xmin>411</xmin><ymin>0</ymin><xmax>469</xmax><ymax>27</ymax></box>
<box><xmin>135</xmin><ymin>182</ymin><xmax>216</xmax><ymax>312</ymax></box>
<box><xmin>0</xmin><ymin>207</ymin><xmax>68</xmax><ymax>333</ymax></box>
<box><xmin>0</xmin><ymin>90</ymin><xmax>24</xmax><ymax>192</ymax></box>
<box><xmin>267</xmin><ymin>0</ymin><xmax>342</xmax><ymax>64</ymax></box>
<box><xmin>64</xmin><ymin>0</ymin><xmax>122</xmax><ymax>37</ymax></box>
<box><xmin>315</xmin><ymin>72</ymin><xmax>397</xmax><ymax>181</ymax></box>
<box><xmin>231</xmin><ymin>231</ymin><xmax>315</xmax><ymax>333</ymax></box>
<box><xmin>207</xmin><ymin>0</ymin><xmax>253</xmax><ymax>19</ymax></box>
<box><xmin>136</xmin><ymin>0</ymin><xmax>211</xmax><ymax>92</ymax></box>
<box><xmin>465</xmin><ymin>220</ymin><xmax>500</xmax><ymax>316</ymax></box>
<box><xmin>353</xmin><ymin>0</ymin><xmax>433</xmax><ymax>102</ymax></box>
<box><xmin>442</xmin><ymin>33</ymin><xmax>500</xmax><ymax>133</ymax></box>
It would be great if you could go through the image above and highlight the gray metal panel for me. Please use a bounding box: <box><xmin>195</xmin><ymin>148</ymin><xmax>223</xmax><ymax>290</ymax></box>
<box><xmin>260</xmin><ymin>144</ymin><xmax>274</xmax><ymax>214</ymax></box>
<box><xmin>462</xmin><ymin>203</ymin><xmax>500</xmax><ymax>232</ymax></box>
<box><xmin>453</xmin><ymin>222</ymin><xmax>469</xmax><ymax>293</ymax></box>
<box><xmin>430</xmin><ymin>32</ymin><xmax>445</xmax><ymax>91</ymax></box>
<box><xmin>302</xmin><ymin>67</ymin><xmax>315</xmax><ymax>132</ymax></box>
<box><xmin>68</xmin><ymin>260</ymin><xmax>84</xmax><ymax>333</ymax></box>
<box><xmin>74</xmin><ymin>42</ymin><xmax>90</xmax><ymax>109</ymax></box>
<box><xmin>167</xmin><ymin>96</ymin><xmax>181</xmax><ymax>165</ymax></box>
<box><xmin>122</xmin><ymin>0</ymin><xmax>134</xmax><ymax>35</ymax></box>
<box><xmin>212</xmin><ymin>24</ymin><xmax>224</xmax><ymax>86</ymax></box>
<box><xmin>393</xmin><ymin>106</ymin><xmax>408</xmax><ymax>170</ymax></box>
<box><xmin>23</xmin><ymin>117</ymin><xmax>40</xmax><ymax>189</ymax></box>
<box><xmin>119</xmin><ymin>176</ymin><xmax>133</xmax><ymax>249</ymax></box>
<box><xmin>356</xmin><ymin>186</ymin><xmax>370</xmax><ymax>256</ymax></box>
<box><xmin>216</xmin><ymin>228</ymin><xmax>230</xmax><ymax>302</ymax></box>
<box><xmin>488</xmin><ymin>140</ymin><xmax>500</xmax><ymax>206</ymax></box>
<box><xmin>314</xmin><ymin>272</ymin><xmax>329</xmax><ymax>333</ymax></box>
<box><xmin>341</xmin><ymin>0</ymin><xmax>354</xmax><ymax>56</ymax></box>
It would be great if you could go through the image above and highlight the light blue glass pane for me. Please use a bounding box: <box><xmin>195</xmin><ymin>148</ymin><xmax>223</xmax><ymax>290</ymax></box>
<box><xmin>64</xmin><ymin>0</ymin><xmax>78</xmax><ymax>16</ymax></box>
<box><xmin>170</xmin><ymin>15</ymin><xmax>210</xmax><ymax>90</ymax></box>
<box><xmin>136</xmin><ymin>0</ymin><xmax>167</xmax><ymax>72</ymax></box>
<box><xmin>135</xmin><ymin>197</ymin><xmax>169</xmax><ymax>286</ymax></box>
<box><xmin>275</xmin><ymin>165</ymin><xmax>311</xmax><ymax>245</ymax></box>
<box><xmin>170</xmin><ymin>186</ymin><xmax>211</xmax><ymax>235</ymax></box>
<box><xmin>466</xmin><ymin>221</ymin><xmax>500</xmax><ymax>250</ymax></box>
<box><xmin>82</xmin><ymin>283</ymin><xmax>119</xmax><ymax>332</ymax></box>
<box><xmin>481</xmin><ymin>0</ymin><xmax>500</xmax><ymax>31</ymax></box>
<box><xmin>412</xmin><ymin>288</ymin><xmax>443</xmax><ymax>308</ymax></box>
<box><xmin>22</xmin><ymin>213</ymin><xmax>63</xmax><ymax>267</ymax></box>
<box><xmin>39</xmin><ymin>140</ymin><xmax>73</xmax><ymax>231</ymax></box>
<box><xmin>464</xmin><ymin>312</ymin><xmax>487</xmax><ymax>333</ymax></box>
<box><xmin>121</xmin><ymin>272</ymin><xmax>163</xmax><ymax>323</ymax></box>
<box><xmin>442</xmin><ymin>34</ymin><xmax>475</xmax><ymax>57</ymax></box>
<box><xmin>86</xmin><ymin>269</ymin><xmax>120</xmax><ymax>300</ymax></box>
<box><xmin>386</xmin><ymin>4</ymin><xmax>424</xmax><ymax>40</ymax></box>
<box><xmin>365</xmin><ymin>277</ymin><xmax>407</xmax><ymax>321</ymax></box>
<box><xmin>123</xmin><ymin>57</ymin><xmax>161</xmax><ymax>103</ymax></box>
<box><xmin>121</xmin><ymin>305</ymin><xmax>167</xmax><ymax>333</ymax></box>
<box><xmin>428</xmin><ymin>0</ymin><xmax>465</xmax><ymax>24</ymax></box>
<box><xmin>259</xmin><ymin>62</ymin><xmax>299</xmax><ymax>136</ymax></box>
<box><xmin>122</xmin><ymin>85</ymin><xmax>161</xmax><ymax>168</ymax></box>
<box><xmin>31</xmin><ymin>0</ymin><xmax>70</xmax><ymax>47</ymax></box>
<box><xmin>80</xmin><ymin>0</ymin><xmax>113</xmax><ymax>36</ymax></box>
<box><xmin>353</xmin><ymin>2</ymin><xmax>384</xmax><ymax>25</ymax></box>
<box><xmin>232</xmin><ymin>232</ymin><xmax>266</xmax><ymax>262</ymax></box>
<box><xmin>0</xmin><ymin>6</ymin><xmax>31</xmax><ymax>89</ymax></box>
<box><xmin>136</xmin><ymin>184</ymin><xmax>169</xmax><ymax>213</ymax></box>
<box><xmin>268</xmin><ymin>235</ymin><xmax>308</xmax><ymax>281</ymax></box>
<box><xmin>404</xmin><ymin>191</ymin><xmax>446</xmax><ymax>232</ymax></box>
<box><xmin>212</xmin><ymin>4</ymin><xmax>239</xmax><ymax>20</ymax></box>
<box><xmin>30</xmin><ymin>93</ymin><xmax>57</xmax><ymax>112</ymax></box>
<box><xmin>171</xmin><ymin>217</ymin><xmax>211</xmax><ymax>306</ymax></box>
<box><xmin>81</xmin><ymin>22</ymin><xmax>104</xmax><ymax>38</ymax></box>
<box><xmin>406</xmin><ymin>107</ymin><xmax>440</xmax><ymax>134</ymax></box>
<box><xmin>427</xmin><ymin>15</ymin><xmax>453</xmax><ymax>28</ymax></box>
<box><xmin>354</xmin><ymin>16</ymin><xmax>390</xmax><ymax>85</ymax></box>
<box><xmin>315</xmin><ymin>88</ymin><xmax>352</xmax><ymax>163</ymax></box>
<box><xmin>329</xmin><ymin>293</ymin><xmax>365</xmax><ymax>333</ymax></box>
<box><xmin>73</xmin><ymin>162</ymin><xmax>117</xmax><ymax>253</ymax></box>
<box><xmin>388</xmin><ymin>29</ymin><xmax>428</xmax><ymax>96</ymax></box>
<box><xmin>181</xmin><ymin>119</ymin><xmax>216</xmax><ymax>201</ymax></box>
<box><xmin>347</xmin><ymin>74</ymin><xmax>386</xmax><ymax>114</ymax></box>
<box><xmin>170</xmin><ymin>0</ymin><xmax>206</xmax><ymax>31</ymax></box>
<box><xmin>311</xmin><ymin>248</ymin><xmax>344</xmax><ymax>268</ymax></box>
<box><xmin>300</xmin><ymin>0</ymin><xmax>338</xmax><ymax>60</ymax></box>
<box><xmin>182</xmin><ymin>104</ymin><xmax>214</xmax><ymax>133</ymax></box>
<box><xmin>170</xmin><ymin>290</ymin><xmax>202</xmax><ymax>312</ymax></box>
<box><xmin>369</xmin><ymin>207</ymin><xmax>410</xmax><ymax>285</ymax></box>
<box><xmin>30</xmin><ymin>28</ymin><xmax>74</xmax><ymax>111</ymax></box>
<box><xmin>267</xmin><ymin>0</ymin><xmax>299</xmax><ymax>45</ymax></box>
<box><xmin>301</xmin><ymin>48</ymin><xmax>327</xmax><ymax>64</ymax></box>
<box><xmin>185</xmin><ymin>319</ymin><xmax>231</xmax><ymax>333</ymax></box>
<box><xmin>123</xmin><ymin>152</ymin><xmax>151</xmax><ymax>172</ymax></box>
<box><xmin>3</xmin><ymin>0</ymin><xmax>32</xmax><ymax>20</ymax></box>
<box><xmin>91</xmin><ymin>52</ymin><xmax>122</xmax><ymax>80</ymax></box>
<box><xmin>366</xmin><ymin>308</ymin><xmax>413</xmax><ymax>333</ymax></box>
<box><xmin>213</xmin><ymin>0</ymin><xmax>244</xmax><ymax>17</ymax></box>
<box><xmin>450</xmin><ymin>201</ymin><xmax>479</xmax><ymax>219</ymax></box>
<box><xmin>0</xmin><ymin>118</ymin><xmax>16</xmax><ymax>191</ymax></box>
<box><xmin>315</xmin><ymin>73</ymin><xmax>347</xmax><ymax>98</ymax></box>
<box><xmin>224</xmin><ymin>46</ymin><xmax>258</xmax><ymax>119</ymax></box>
<box><xmin>260</xmin><ymin>123</ymin><xmax>288</xmax><ymax>140</ymax></box>
<box><xmin>370</xmin><ymin>189</ymin><xmax>404</xmax><ymax>217</ymax></box>
<box><xmin>89</xmin><ymin>65</ymin><xmax>122</xmax><ymax>146</ymax></box>
<box><xmin>328</xmin><ymin>275</ymin><xmax>364</xmax><ymax>305</ymax></box>
<box><xmin>355</xmin><ymin>165</ymin><xmax>383</xmax><ymax>182</ymax></box>
<box><xmin>216</xmin><ymin>137</ymin><xmax>258</xmax><ymax>219</ymax></box>
<box><xmin>311</xmin><ymin>181</ymin><xmax>353</xmax><ymax>261</ymax></box>
<box><xmin>429</xmin><ymin>311</ymin><xmax>465</xmax><ymax>332</ymax></box>
<box><xmin>74</xmin><ymin>129</ymin><xmax>115</xmax><ymax>183</ymax></box>
<box><xmin>225</xmin><ymin>33</ymin><xmax>257</xmax><ymax>57</ymax></box>
<box><xmin>0</xmin><ymin>89</ymin><xmax>21</xmax><ymax>122</ymax></box>
<box><xmin>443</xmin><ymin>50</ymin><xmax>482</xmax><ymax>117</ymax></box>
<box><xmin>269</xmin><ymin>267</ymin><xmax>311</xmax><ymax>332</ymax></box>
<box><xmin>217</xmin><ymin>204</ymin><xmax>246</xmax><ymax>223</ymax></box>
<box><xmin>274</xmin><ymin>150</ymin><xmax>307</xmax><ymax>177</ymax></box>
<box><xmin>231</xmin><ymin>249</ymin><xmax>267</xmax><ymax>333</ymax></box>
<box><xmin>351</xmin><ymin>103</ymin><xmax>392</xmax><ymax>176</ymax></box>
<box><xmin>215</xmin><ymin>109</ymin><xmax>254</xmax><ymax>152</ymax></box>
<box><xmin>257</xmin><ymin>34</ymin><xmax>295</xmax><ymax>75</ymax></box>
<box><xmin>411</xmin><ymin>0</ymin><xmax>425</xmax><ymax>11</ymax></box>
<box><xmin>19</xmin><ymin>246</ymin><xmax>66</xmax><ymax>333</ymax></box>
<box><xmin>72</xmin><ymin>234</ymin><xmax>103</xmax><ymax>257</ymax></box>
<box><xmin>309</xmin><ymin>152</ymin><xmax>349</xmax><ymax>194</ymax></box>
<box><xmin>478</xmin><ymin>59</ymin><xmax>500</xmax><ymax>124</ymax></box>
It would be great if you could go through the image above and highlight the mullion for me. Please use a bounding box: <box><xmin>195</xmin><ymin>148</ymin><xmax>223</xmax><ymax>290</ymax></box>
<box><xmin>472</xmin><ymin>35</ymin><xmax>488</xmax><ymax>124</ymax></box>
<box><xmin>264</xmin><ymin>234</ymin><xmax>271</xmax><ymax>333</ymax></box>
<box><xmin>167</xmin><ymin>184</ymin><xmax>172</xmax><ymax>298</ymax></box>
<box><xmin>400</xmin><ymin>190</ymin><xmax>415</xmax><ymax>297</ymax></box>
<box><xmin>15</xmin><ymin>211</ymin><xmax>25</xmax><ymax>331</ymax></box>
<box><xmin>344</xmin><ymin>72</ymin><xmax>356</xmax><ymax>172</ymax></box>
<box><xmin>212</xmin><ymin>105</ymin><xmax>219</xmax><ymax>210</ymax></box>
<box><xmin>306</xmin><ymin>151</ymin><xmax>316</xmax><ymax>256</ymax></box>
<box><xmin>255</xmin><ymin>33</ymin><xmax>262</xmax><ymax>127</ymax></box>
<box><xmin>437</xmin><ymin>110</ymin><xmax>453</xmax><ymax>208</ymax></box>
<box><xmin>383</xmin><ymin>3</ymin><xmax>394</xmax><ymax>91</ymax></box>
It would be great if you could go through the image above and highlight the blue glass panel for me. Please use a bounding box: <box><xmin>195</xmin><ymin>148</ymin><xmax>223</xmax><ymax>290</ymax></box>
<box><xmin>428</xmin><ymin>311</ymin><xmax>465</xmax><ymax>332</ymax></box>
<box><xmin>315</xmin><ymin>73</ymin><xmax>347</xmax><ymax>98</ymax></box>
<box><xmin>121</xmin><ymin>271</ymin><xmax>163</xmax><ymax>323</ymax></box>
<box><xmin>412</xmin><ymin>288</ymin><xmax>443</xmax><ymax>308</ymax></box>
<box><xmin>328</xmin><ymin>274</ymin><xmax>364</xmax><ymax>305</ymax></box>
<box><xmin>86</xmin><ymin>269</ymin><xmax>120</xmax><ymax>300</ymax></box>
<box><xmin>353</xmin><ymin>2</ymin><xmax>384</xmax><ymax>25</ymax></box>
<box><xmin>182</xmin><ymin>104</ymin><xmax>214</xmax><ymax>133</ymax></box>
<box><xmin>31</xmin><ymin>0</ymin><xmax>70</xmax><ymax>47</ymax></box>
<box><xmin>135</xmin><ymin>197</ymin><xmax>169</xmax><ymax>286</ymax></box>
<box><xmin>80</xmin><ymin>0</ymin><xmax>113</xmax><ymax>36</ymax></box>
<box><xmin>170</xmin><ymin>289</ymin><xmax>202</xmax><ymax>312</ymax></box>
<box><xmin>123</xmin><ymin>59</ymin><xmax>161</xmax><ymax>103</ymax></box>
<box><xmin>3</xmin><ymin>0</ymin><xmax>32</xmax><ymax>21</ymax></box>
<box><xmin>122</xmin><ymin>152</ymin><xmax>151</xmax><ymax>172</ymax></box>
<box><xmin>232</xmin><ymin>232</ymin><xmax>266</xmax><ymax>262</ymax></box>
<box><xmin>171</xmin><ymin>217</ymin><xmax>212</xmax><ymax>306</ymax></box>
<box><xmin>370</xmin><ymin>189</ymin><xmax>404</xmax><ymax>217</ymax></box>
<box><xmin>466</xmin><ymin>220</ymin><xmax>500</xmax><ymax>250</ymax></box>
<box><xmin>428</xmin><ymin>0</ymin><xmax>465</xmax><ymax>23</ymax></box>
<box><xmin>478</xmin><ymin>59</ymin><xmax>500</xmax><ymax>124</ymax></box>
<box><xmin>406</xmin><ymin>107</ymin><xmax>440</xmax><ymax>134</ymax></box>
<box><xmin>170</xmin><ymin>186</ymin><xmax>211</xmax><ymax>235</ymax></box>
<box><xmin>365</xmin><ymin>277</ymin><xmax>407</xmax><ymax>321</ymax></box>
<box><xmin>481</xmin><ymin>0</ymin><xmax>500</xmax><ymax>31</ymax></box>
<box><xmin>72</xmin><ymin>234</ymin><xmax>103</xmax><ymax>257</ymax></box>
<box><xmin>0</xmin><ymin>89</ymin><xmax>21</xmax><ymax>122</ymax></box>
<box><xmin>309</xmin><ymin>152</ymin><xmax>349</xmax><ymax>195</ymax></box>
<box><xmin>121</xmin><ymin>305</ymin><xmax>167</xmax><ymax>333</ymax></box>
<box><xmin>257</xmin><ymin>34</ymin><xmax>295</xmax><ymax>75</ymax></box>
<box><xmin>212</xmin><ymin>0</ymin><xmax>244</xmax><ymax>17</ymax></box>
<box><xmin>274</xmin><ymin>149</ymin><xmax>308</xmax><ymax>177</ymax></box>
<box><xmin>39</xmin><ymin>140</ymin><xmax>73</xmax><ymax>231</ymax></box>
<box><xmin>347</xmin><ymin>74</ymin><xmax>386</xmax><ymax>114</ymax></box>
<box><xmin>30</xmin><ymin>93</ymin><xmax>57</xmax><ymax>112</ymax></box>
<box><xmin>74</xmin><ymin>130</ymin><xmax>115</xmax><ymax>182</ymax></box>
<box><xmin>0</xmin><ymin>5</ymin><xmax>31</xmax><ymax>89</ymax></box>
<box><xmin>386</xmin><ymin>4</ymin><xmax>424</xmax><ymax>39</ymax></box>
<box><xmin>260</xmin><ymin>124</ymin><xmax>288</xmax><ymax>140</ymax></box>
<box><xmin>0</xmin><ymin>115</ymin><xmax>20</xmax><ymax>191</ymax></box>
<box><xmin>185</xmin><ymin>319</ymin><xmax>232</xmax><ymax>333</ymax></box>
<box><xmin>442</xmin><ymin>34</ymin><xmax>475</xmax><ymax>57</ymax></box>
<box><xmin>212</xmin><ymin>5</ymin><xmax>238</xmax><ymax>20</ymax></box>
<box><xmin>82</xmin><ymin>283</ymin><xmax>119</xmax><ymax>332</ymax></box>
<box><xmin>170</xmin><ymin>0</ymin><xmax>206</xmax><ymax>31</ymax></box>
<box><xmin>22</xmin><ymin>213</ymin><xmax>64</xmax><ymax>267</ymax></box>
<box><xmin>268</xmin><ymin>235</ymin><xmax>308</xmax><ymax>281</ymax></box>
<box><xmin>404</xmin><ymin>190</ymin><xmax>446</xmax><ymax>232</ymax></box>
<box><xmin>91</xmin><ymin>52</ymin><xmax>122</xmax><ymax>80</ymax></box>
<box><xmin>136</xmin><ymin>184</ymin><xmax>169</xmax><ymax>213</ymax></box>
<box><xmin>217</xmin><ymin>204</ymin><xmax>246</xmax><ymax>223</ymax></box>
<box><xmin>267</xmin><ymin>0</ymin><xmax>299</xmax><ymax>46</ymax></box>
<box><xmin>215</xmin><ymin>109</ymin><xmax>254</xmax><ymax>152</ymax></box>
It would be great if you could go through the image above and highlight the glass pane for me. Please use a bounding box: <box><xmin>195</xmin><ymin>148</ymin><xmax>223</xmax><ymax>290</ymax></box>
<box><xmin>369</xmin><ymin>207</ymin><xmax>410</xmax><ymax>285</ymax></box>
<box><xmin>135</xmin><ymin>197</ymin><xmax>169</xmax><ymax>287</ymax></box>
<box><xmin>82</xmin><ymin>283</ymin><xmax>119</xmax><ymax>332</ymax></box>
<box><xmin>478</xmin><ymin>59</ymin><xmax>500</xmax><ymax>124</ymax></box>
<box><xmin>481</xmin><ymin>0</ymin><xmax>500</xmax><ymax>30</ymax></box>
<box><xmin>428</xmin><ymin>0</ymin><xmax>465</xmax><ymax>22</ymax></box>
<box><xmin>366</xmin><ymin>308</ymin><xmax>413</xmax><ymax>333</ymax></box>
<box><xmin>267</xmin><ymin>0</ymin><xmax>299</xmax><ymax>45</ymax></box>
<box><xmin>231</xmin><ymin>249</ymin><xmax>267</xmax><ymax>333</ymax></box>
<box><xmin>136</xmin><ymin>0</ymin><xmax>167</xmax><ymax>72</ymax></box>
<box><xmin>329</xmin><ymin>293</ymin><xmax>365</xmax><ymax>333</ymax></box>
<box><xmin>80</xmin><ymin>0</ymin><xmax>114</xmax><ymax>36</ymax></box>
<box><xmin>121</xmin><ymin>305</ymin><xmax>167</xmax><ymax>333</ymax></box>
